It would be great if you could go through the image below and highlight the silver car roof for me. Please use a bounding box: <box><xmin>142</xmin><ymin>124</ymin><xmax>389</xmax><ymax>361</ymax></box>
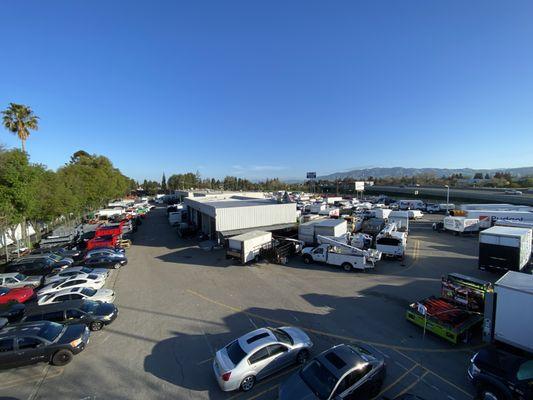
<box><xmin>237</xmin><ymin>328</ymin><xmax>277</xmax><ymax>354</ymax></box>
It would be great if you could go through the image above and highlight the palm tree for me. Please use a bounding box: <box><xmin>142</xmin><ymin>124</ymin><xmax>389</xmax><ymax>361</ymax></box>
<box><xmin>2</xmin><ymin>103</ymin><xmax>39</xmax><ymax>152</ymax></box>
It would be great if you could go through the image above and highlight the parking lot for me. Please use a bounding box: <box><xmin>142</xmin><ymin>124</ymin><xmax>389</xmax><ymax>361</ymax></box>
<box><xmin>0</xmin><ymin>207</ymin><xmax>497</xmax><ymax>400</ymax></box>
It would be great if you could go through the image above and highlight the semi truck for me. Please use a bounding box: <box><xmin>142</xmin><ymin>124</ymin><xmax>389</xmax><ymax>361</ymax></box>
<box><xmin>456</xmin><ymin>210</ymin><xmax>533</xmax><ymax>229</ymax></box>
<box><xmin>482</xmin><ymin>271</ymin><xmax>533</xmax><ymax>353</ymax></box>
<box><xmin>478</xmin><ymin>226</ymin><xmax>532</xmax><ymax>272</ymax></box>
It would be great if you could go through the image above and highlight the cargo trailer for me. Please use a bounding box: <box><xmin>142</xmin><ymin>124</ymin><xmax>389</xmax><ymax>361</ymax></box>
<box><xmin>440</xmin><ymin>216</ymin><xmax>480</xmax><ymax>234</ymax></box>
<box><xmin>463</xmin><ymin>210</ymin><xmax>533</xmax><ymax>229</ymax></box>
<box><xmin>226</xmin><ymin>231</ymin><xmax>272</xmax><ymax>264</ymax></box>
<box><xmin>479</xmin><ymin>226</ymin><xmax>532</xmax><ymax>272</ymax></box>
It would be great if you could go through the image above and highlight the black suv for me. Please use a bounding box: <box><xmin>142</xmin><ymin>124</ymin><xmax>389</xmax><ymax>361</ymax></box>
<box><xmin>468</xmin><ymin>346</ymin><xmax>533</xmax><ymax>400</ymax></box>
<box><xmin>0</xmin><ymin>319</ymin><xmax>89</xmax><ymax>369</ymax></box>
<box><xmin>19</xmin><ymin>300</ymin><xmax>118</xmax><ymax>331</ymax></box>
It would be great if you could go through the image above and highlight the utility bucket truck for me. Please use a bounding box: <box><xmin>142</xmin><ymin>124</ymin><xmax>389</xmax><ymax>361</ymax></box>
<box><xmin>302</xmin><ymin>235</ymin><xmax>381</xmax><ymax>271</ymax></box>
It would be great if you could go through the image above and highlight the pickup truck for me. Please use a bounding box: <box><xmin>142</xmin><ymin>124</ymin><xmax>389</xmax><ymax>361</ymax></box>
<box><xmin>301</xmin><ymin>244</ymin><xmax>371</xmax><ymax>271</ymax></box>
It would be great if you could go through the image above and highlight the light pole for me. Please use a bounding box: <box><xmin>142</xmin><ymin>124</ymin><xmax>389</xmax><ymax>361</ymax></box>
<box><xmin>445</xmin><ymin>185</ymin><xmax>450</xmax><ymax>215</ymax></box>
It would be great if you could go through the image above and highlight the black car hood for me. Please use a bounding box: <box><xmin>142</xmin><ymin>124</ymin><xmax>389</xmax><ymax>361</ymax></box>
<box><xmin>279</xmin><ymin>372</ymin><xmax>318</xmax><ymax>400</ymax></box>
<box><xmin>94</xmin><ymin>302</ymin><xmax>117</xmax><ymax>316</ymax></box>
<box><xmin>57</xmin><ymin>324</ymin><xmax>87</xmax><ymax>344</ymax></box>
<box><xmin>474</xmin><ymin>347</ymin><xmax>522</xmax><ymax>381</ymax></box>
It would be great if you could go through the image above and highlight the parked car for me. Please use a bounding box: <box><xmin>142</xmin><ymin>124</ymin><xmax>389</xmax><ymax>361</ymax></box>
<box><xmin>32</xmin><ymin>247</ymin><xmax>83</xmax><ymax>261</ymax></box>
<box><xmin>0</xmin><ymin>273</ymin><xmax>43</xmax><ymax>289</ymax></box>
<box><xmin>278</xmin><ymin>343</ymin><xmax>386</xmax><ymax>400</ymax></box>
<box><xmin>19</xmin><ymin>300</ymin><xmax>118</xmax><ymax>331</ymax></box>
<box><xmin>37</xmin><ymin>275</ymin><xmax>106</xmax><ymax>296</ymax></box>
<box><xmin>24</xmin><ymin>253</ymin><xmax>74</xmax><ymax>266</ymax></box>
<box><xmin>83</xmin><ymin>253</ymin><xmax>127</xmax><ymax>269</ymax></box>
<box><xmin>0</xmin><ymin>303</ymin><xmax>26</xmax><ymax>323</ymax></box>
<box><xmin>468</xmin><ymin>346</ymin><xmax>533</xmax><ymax>400</ymax></box>
<box><xmin>44</xmin><ymin>266</ymin><xmax>109</xmax><ymax>285</ymax></box>
<box><xmin>37</xmin><ymin>287</ymin><xmax>115</xmax><ymax>305</ymax></box>
<box><xmin>213</xmin><ymin>326</ymin><xmax>313</xmax><ymax>392</ymax></box>
<box><xmin>85</xmin><ymin>247</ymin><xmax>125</xmax><ymax>259</ymax></box>
<box><xmin>504</xmin><ymin>190</ymin><xmax>523</xmax><ymax>195</ymax></box>
<box><xmin>0</xmin><ymin>287</ymin><xmax>34</xmax><ymax>305</ymax></box>
<box><xmin>5</xmin><ymin>258</ymin><xmax>67</xmax><ymax>276</ymax></box>
<box><xmin>0</xmin><ymin>319</ymin><xmax>89</xmax><ymax>368</ymax></box>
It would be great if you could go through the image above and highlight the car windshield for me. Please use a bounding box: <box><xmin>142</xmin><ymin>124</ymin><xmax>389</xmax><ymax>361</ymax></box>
<box><xmin>226</xmin><ymin>340</ymin><xmax>247</xmax><ymax>365</ymax></box>
<box><xmin>81</xmin><ymin>288</ymin><xmax>97</xmax><ymax>296</ymax></box>
<box><xmin>80</xmin><ymin>301</ymin><xmax>100</xmax><ymax>313</ymax></box>
<box><xmin>299</xmin><ymin>359</ymin><xmax>338</xmax><ymax>400</ymax></box>
<box><xmin>80</xmin><ymin>267</ymin><xmax>92</xmax><ymax>273</ymax></box>
<box><xmin>271</xmin><ymin>328</ymin><xmax>293</xmax><ymax>345</ymax></box>
<box><xmin>38</xmin><ymin>322</ymin><xmax>63</xmax><ymax>341</ymax></box>
<box><xmin>15</xmin><ymin>273</ymin><xmax>27</xmax><ymax>281</ymax></box>
<box><xmin>48</xmin><ymin>254</ymin><xmax>61</xmax><ymax>261</ymax></box>
<box><xmin>52</xmin><ymin>279</ymin><xmax>67</xmax><ymax>288</ymax></box>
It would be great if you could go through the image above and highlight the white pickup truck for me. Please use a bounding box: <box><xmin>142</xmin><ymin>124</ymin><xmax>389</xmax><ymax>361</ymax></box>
<box><xmin>302</xmin><ymin>244</ymin><xmax>374</xmax><ymax>271</ymax></box>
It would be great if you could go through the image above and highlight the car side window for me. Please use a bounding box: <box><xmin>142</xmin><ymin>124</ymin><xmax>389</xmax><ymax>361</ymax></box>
<box><xmin>70</xmin><ymin>294</ymin><xmax>83</xmax><ymax>300</ymax></box>
<box><xmin>24</xmin><ymin>314</ymin><xmax>44</xmax><ymax>322</ymax></box>
<box><xmin>267</xmin><ymin>344</ymin><xmax>288</xmax><ymax>357</ymax></box>
<box><xmin>334</xmin><ymin>365</ymin><xmax>372</xmax><ymax>397</ymax></box>
<box><xmin>66</xmin><ymin>309</ymin><xmax>84</xmax><ymax>319</ymax></box>
<box><xmin>313</xmin><ymin>248</ymin><xmax>324</xmax><ymax>254</ymax></box>
<box><xmin>54</xmin><ymin>295</ymin><xmax>70</xmax><ymax>302</ymax></box>
<box><xmin>62</xmin><ymin>280</ymin><xmax>82</xmax><ymax>287</ymax></box>
<box><xmin>44</xmin><ymin>311</ymin><xmax>65</xmax><ymax>322</ymax></box>
<box><xmin>0</xmin><ymin>338</ymin><xmax>14</xmax><ymax>352</ymax></box>
<box><xmin>17</xmin><ymin>337</ymin><xmax>43</xmax><ymax>349</ymax></box>
<box><xmin>5</xmin><ymin>278</ymin><xmax>17</xmax><ymax>284</ymax></box>
<box><xmin>517</xmin><ymin>360</ymin><xmax>533</xmax><ymax>381</ymax></box>
<box><xmin>248</xmin><ymin>347</ymin><xmax>271</xmax><ymax>364</ymax></box>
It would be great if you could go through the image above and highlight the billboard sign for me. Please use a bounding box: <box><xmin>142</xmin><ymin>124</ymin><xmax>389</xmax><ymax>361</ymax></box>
<box><xmin>307</xmin><ymin>172</ymin><xmax>317</xmax><ymax>179</ymax></box>
<box><xmin>355</xmin><ymin>181</ymin><xmax>365</xmax><ymax>191</ymax></box>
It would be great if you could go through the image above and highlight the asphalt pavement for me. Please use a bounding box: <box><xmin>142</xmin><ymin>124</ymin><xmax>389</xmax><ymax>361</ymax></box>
<box><xmin>0</xmin><ymin>208</ymin><xmax>498</xmax><ymax>400</ymax></box>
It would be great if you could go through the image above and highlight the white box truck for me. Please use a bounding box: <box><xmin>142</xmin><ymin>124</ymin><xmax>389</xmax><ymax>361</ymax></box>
<box><xmin>485</xmin><ymin>271</ymin><xmax>533</xmax><ymax>353</ymax></box>
<box><xmin>479</xmin><ymin>226</ymin><xmax>532</xmax><ymax>272</ymax></box>
<box><xmin>226</xmin><ymin>231</ymin><xmax>272</xmax><ymax>264</ymax></box>
<box><xmin>298</xmin><ymin>219</ymin><xmax>347</xmax><ymax>244</ymax></box>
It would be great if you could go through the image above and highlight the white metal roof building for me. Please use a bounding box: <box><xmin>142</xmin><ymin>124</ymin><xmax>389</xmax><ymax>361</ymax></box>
<box><xmin>184</xmin><ymin>194</ymin><xmax>297</xmax><ymax>238</ymax></box>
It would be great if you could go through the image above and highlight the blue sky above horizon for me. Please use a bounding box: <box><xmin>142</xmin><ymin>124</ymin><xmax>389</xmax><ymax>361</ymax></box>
<box><xmin>1</xmin><ymin>0</ymin><xmax>532</xmax><ymax>182</ymax></box>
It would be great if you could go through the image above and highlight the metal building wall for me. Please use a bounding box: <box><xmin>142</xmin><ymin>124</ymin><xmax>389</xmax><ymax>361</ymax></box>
<box><xmin>215</xmin><ymin>203</ymin><xmax>297</xmax><ymax>232</ymax></box>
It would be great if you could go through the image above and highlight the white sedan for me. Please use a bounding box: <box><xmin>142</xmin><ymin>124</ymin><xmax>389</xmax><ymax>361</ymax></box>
<box><xmin>37</xmin><ymin>275</ymin><xmax>106</xmax><ymax>296</ymax></box>
<box><xmin>37</xmin><ymin>287</ymin><xmax>115</xmax><ymax>305</ymax></box>
<box><xmin>44</xmin><ymin>266</ymin><xmax>108</xmax><ymax>285</ymax></box>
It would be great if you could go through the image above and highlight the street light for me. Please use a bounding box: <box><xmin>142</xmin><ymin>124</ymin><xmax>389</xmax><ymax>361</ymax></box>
<box><xmin>445</xmin><ymin>185</ymin><xmax>450</xmax><ymax>215</ymax></box>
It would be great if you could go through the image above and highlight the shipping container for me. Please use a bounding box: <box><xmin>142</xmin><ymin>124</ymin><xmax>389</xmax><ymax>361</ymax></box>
<box><xmin>226</xmin><ymin>231</ymin><xmax>272</xmax><ymax>264</ymax></box>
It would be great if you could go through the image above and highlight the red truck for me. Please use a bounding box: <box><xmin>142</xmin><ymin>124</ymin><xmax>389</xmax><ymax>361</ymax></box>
<box><xmin>86</xmin><ymin>235</ymin><xmax>119</xmax><ymax>251</ymax></box>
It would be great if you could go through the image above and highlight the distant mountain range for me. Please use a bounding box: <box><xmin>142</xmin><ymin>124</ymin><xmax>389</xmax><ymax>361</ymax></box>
<box><xmin>318</xmin><ymin>167</ymin><xmax>533</xmax><ymax>180</ymax></box>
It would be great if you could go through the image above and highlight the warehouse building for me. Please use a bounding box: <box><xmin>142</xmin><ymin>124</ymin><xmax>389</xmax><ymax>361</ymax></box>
<box><xmin>183</xmin><ymin>194</ymin><xmax>297</xmax><ymax>239</ymax></box>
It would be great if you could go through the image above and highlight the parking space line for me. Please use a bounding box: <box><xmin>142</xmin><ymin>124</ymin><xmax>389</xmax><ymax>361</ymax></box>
<box><xmin>186</xmin><ymin>289</ymin><xmax>485</xmax><ymax>353</ymax></box>
<box><xmin>242</xmin><ymin>385</ymin><xmax>279</xmax><ymax>400</ymax></box>
<box><xmin>394</xmin><ymin>349</ymin><xmax>474</xmax><ymax>399</ymax></box>
<box><xmin>226</xmin><ymin>365</ymin><xmax>299</xmax><ymax>400</ymax></box>
<box><xmin>0</xmin><ymin>367</ymin><xmax>63</xmax><ymax>390</ymax></box>
<box><xmin>371</xmin><ymin>364</ymin><xmax>419</xmax><ymax>400</ymax></box>
<box><xmin>197</xmin><ymin>357</ymin><xmax>213</xmax><ymax>366</ymax></box>
<box><xmin>248</xmin><ymin>317</ymin><xmax>258</xmax><ymax>329</ymax></box>
<box><xmin>394</xmin><ymin>370</ymin><xmax>428</xmax><ymax>398</ymax></box>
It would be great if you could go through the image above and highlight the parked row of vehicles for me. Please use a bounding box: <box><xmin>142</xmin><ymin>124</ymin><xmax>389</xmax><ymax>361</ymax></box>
<box><xmin>0</xmin><ymin>208</ymin><xmax>141</xmax><ymax>370</ymax></box>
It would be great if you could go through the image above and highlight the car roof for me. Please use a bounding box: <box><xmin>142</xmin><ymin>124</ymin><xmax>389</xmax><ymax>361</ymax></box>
<box><xmin>238</xmin><ymin>328</ymin><xmax>277</xmax><ymax>354</ymax></box>
<box><xmin>316</xmin><ymin>344</ymin><xmax>369</xmax><ymax>378</ymax></box>
<box><xmin>0</xmin><ymin>272</ymin><xmax>22</xmax><ymax>278</ymax></box>
<box><xmin>0</xmin><ymin>321</ymin><xmax>52</xmax><ymax>337</ymax></box>
<box><xmin>25</xmin><ymin>300</ymin><xmax>86</xmax><ymax>314</ymax></box>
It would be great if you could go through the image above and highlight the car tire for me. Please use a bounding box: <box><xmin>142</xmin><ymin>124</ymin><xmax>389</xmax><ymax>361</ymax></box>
<box><xmin>297</xmin><ymin>349</ymin><xmax>310</xmax><ymax>364</ymax></box>
<box><xmin>90</xmin><ymin>321</ymin><xmax>104</xmax><ymax>331</ymax></box>
<box><xmin>240</xmin><ymin>375</ymin><xmax>255</xmax><ymax>392</ymax></box>
<box><xmin>342</xmin><ymin>262</ymin><xmax>352</xmax><ymax>272</ymax></box>
<box><xmin>51</xmin><ymin>349</ymin><xmax>74</xmax><ymax>366</ymax></box>
<box><xmin>113</xmin><ymin>263</ymin><xmax>120</xmax><ymax>269</ymax></box>
<box><xmin>478</xmin><ymin>385</ymin><xmax>505</xmax><ymax>400</ymax></box>
<box><xmin>303</xmin><ymin>255</ymin><xmax>312</xmax><ymax>264</ymax></box>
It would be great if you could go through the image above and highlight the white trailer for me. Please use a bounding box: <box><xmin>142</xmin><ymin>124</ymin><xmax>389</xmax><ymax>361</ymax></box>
<box><xmin>442</xmin><ymin>216</ymin><xmax>480</xmax><ymax>234</ymax></box>
<box><xmin>324</xmin><ymin>197</ymin><xmax>343</xmax><ymax>205</ymax></box>
<box><xmin>398</xmin><ymin>200</ymin><xmax>425</xmax><ymax>210</ymax></box>
<box><xmin>96</xmin><ymin>208</ymin><xmax>124</xmax><ymax>219</ymax></box>
<box><xmin>226</xmin><ymin>230</ymin><xmax>273</xmax><ymax>264</ymax></box>
<box><xmin>490</xmin><ymin>272</ymin><xmax>533</xmax><ymax>353</ymax></box>
<box><xmin>370</xmin><ymin>208</ymin><xmax>392</xmax><ymax>219</ymax></box>
<box><xmin>298</xmin><ymin>219</ymin><xmax>347</xmax><ymax>244</ymax></box>
<box><xmin>310</xmin><ymin>203</ymin><xmax>327</xmax><ymax>214</ymax></box>
<box><xmin>407</xmin><ymin>210</ymin><xmax>424</xmax><ymax>220</ymax></box>
<box><xmin>465</xmin><ymin>210</ymin><xmax>533</xmax><ymax>229</ymax></box>
<box><xmin>479</xmin><ymin>226</ymin><xmax>532</xmax><ymax>272</ymax></box>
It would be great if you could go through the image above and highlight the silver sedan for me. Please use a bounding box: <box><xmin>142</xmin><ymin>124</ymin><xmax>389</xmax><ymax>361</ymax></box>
<box><xmin>213</xmin><ymin>326</ymin><xmax>313</xmax><ymax>392</ymax></box>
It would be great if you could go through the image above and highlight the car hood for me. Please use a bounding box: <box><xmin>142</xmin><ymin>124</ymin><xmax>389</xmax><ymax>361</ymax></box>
<box><xmin>281</xmin><ymin>327</ymin><xmax>312</xmax><ymax>347</ymax></box>
<box><xmin>94</xmin><ymin>302</ymin><xmax>117</xmax><ymax>316</ymax></box>
<box><xmin>278</xmin><ymin>371</ymin><xmax>317</xmax><ymax>400</ymax></box>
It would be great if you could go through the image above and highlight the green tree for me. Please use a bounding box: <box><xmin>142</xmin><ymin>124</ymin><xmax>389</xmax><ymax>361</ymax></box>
<box><xmin>2</xmin><ymin>103</ymin><xmax>39</xmax><ymax>152</ymax></box>
<box><xmin>161</xmin><ymin>173</ymin><xmax>167</xmax><ymax>193</ymax></box>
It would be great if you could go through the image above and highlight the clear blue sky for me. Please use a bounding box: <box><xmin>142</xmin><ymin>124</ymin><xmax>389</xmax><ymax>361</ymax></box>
<box><xmin>1</xmin><ymin>1</ymin><xmax>532</xmax><ymax>182</ymax></box>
